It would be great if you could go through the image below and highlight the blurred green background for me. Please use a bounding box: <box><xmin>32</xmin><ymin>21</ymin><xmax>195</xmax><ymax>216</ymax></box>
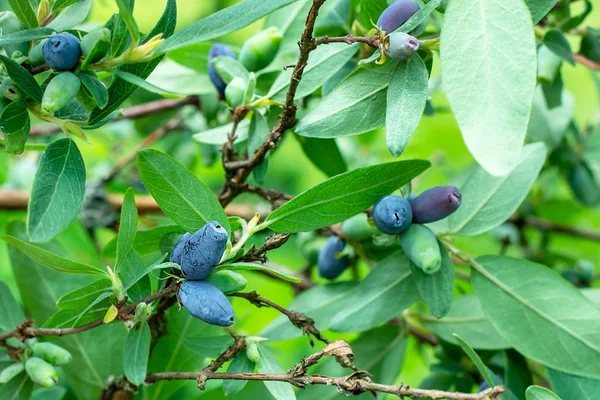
<box><xmin>0</xmin><ymin>0</ymin><xmax>599</xmax><ymax>398</ymax></box>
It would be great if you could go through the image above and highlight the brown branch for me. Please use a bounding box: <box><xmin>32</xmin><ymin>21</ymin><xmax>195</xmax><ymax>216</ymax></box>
<box><xmin>516</xmin><ymin>216</ymin><xmax>600</xmax><ymax>242</ymax></box>
<box><xmin>146</xmin><ymin>371</ymin><xmax>504</xmax><ymax>399</ymax></box>
<box><xmin>314</xmin><ymin>34</ymin><xmax>380</xmax><ymax>48</ymax></box>
<box><xmin>239</xmin><ymin>233</ymin><xmax>291</xmax><ymax>263</ymax></box>
<box><xmin>574</xmin><ymin>54</ymin><xmax>600</xmax><ymax>71</ymax></box>
<box><xmin>29</xmin><ymin>97</ymin><xmax>199</xmax><ymax>137</ymax></box>
<box><xmin>196</xmin><ymin>336</ymin><xmax>247</xmax><ymax>389</ymax></box>
<box><xmin>231</xmin><ymin>291</ymin><xmax>328</xmax><ymax>347</ymax></box>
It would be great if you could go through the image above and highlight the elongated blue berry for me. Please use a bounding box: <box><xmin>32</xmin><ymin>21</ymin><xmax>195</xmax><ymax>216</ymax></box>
<box><xmin>409</xmin><ymin>186</ymin><xmax>462</xmax><ymax>223</ymax></box>
<box><xmin>180</xmin><ymin>221</ymin><xmax>228</xmax><ymax>280</ymax></box>
<box><xmin>318</xmin><ymin>236</ymin><xmax>350</xmax><ymax>279</ymax></box>
<box><xmin>372</xmin><ymin>195</ymin><xmax>413</xmax><ymax>235</ymax></box>
<box><xmin>170</xmin><ymin>232</ymin><xmax>191</xmax><ymax>265</ymax></box>
<box><xmin>179</xmin><ymin>280</ymin><xmax>234</xmax><ymax>326</ymax></box>
<box><xmin>377</xmin><ymin>0</ymin><xmax>420</xmax><ymax>33</ymax></box>
<box><xmin>208</xmin><ymin>44</ymin><xmax>236</xmax><ymax>97</ymax></box>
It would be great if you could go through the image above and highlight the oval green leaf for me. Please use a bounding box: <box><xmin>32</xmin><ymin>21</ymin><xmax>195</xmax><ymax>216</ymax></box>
<box><xmin>123</xmin><ymin>322</ymin><xmax>151</xmax><ymax>386</ymax></box>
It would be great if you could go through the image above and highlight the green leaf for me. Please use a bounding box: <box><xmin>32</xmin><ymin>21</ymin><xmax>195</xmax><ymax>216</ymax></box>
<box><xmin>423</xmin><ymin>294</ymin><xmax>510</xmax><ymax>350</ymax></box>
<box><xmin>47</xmin><ymin>0</ymin><xmax>92</xmax><ymax>31</ymax></box>
<box><xmin>124</xmin><ymin>322</ymin><xmax>151</xmax><ymax>386</ymax></box>
<box><xmin>267</xmin><ymin>43</ymin><xmax>358</xmax><ymax>100</ymax></box>
<box><xmin>0</xmin><ymin>281</ymin><xmax>25</xmax><ymax>333</ymax></box>
<box><xmin>441</xmin><ymin>0</ymin><xmax>537</xmax><ymax>176</ymax></box>
<box><xmin>260</xmin><ymin>282</ymin><xmax>358</xmax><ymax>341</ymax></box>
<box><xmin>448</xmin><ymin>143</ymin><xmax>546</xmax><ymax>236</ymax></box>
<box><xmin>182</xmin><ymin>335</ymin><xmax>234</xmax><ymax>357</ymax></box>
<box><xmin>472</xmin><ymin>255</ymin><xmax>600</xmax><ymax>379</ymax></box>
<box><xmin>31</xmin><ymin>387</ymin><xmax>66</xmax><ymax>400</ymax></box>
<box><xmin>0</xmin><ymin>55</ymin><xmax>43</xmax><ymax>102</ymax></box>
<box><xmin>453</xmin><ymin>334</ymin><xmax>498</xmax><ymax>389</ymax></box>
<box><xmin>137</xmin><ymin>149</ymin><xmax>230</xmax><ymax>234</ymax></box>
<box><xmin>296</xmin><ymin>61</ymin><xmax>397</xmax><ymax>138</ymax></box>
<box><xmin>113</xmin><ymin>69</ymin><xmax>182</xmax><ymax>99</ymax></box>
<box><xmin>547</xmin><ymin>369</ymin><xmax>600</xmax><ymax>400</ymax></box>
<box><xmin>0</xmin><ymin>27</ymin><xmax>54</xmax><ymax>46</ymax></box>
<box><xmin>330</xmin><ymin>253</ymin><xmax>420</xmax><ymax>332</ymax></box>
<box><xmin>296</xmin><ymin>135</ymin><xmax>347</xmax><ymax>177</ymax></box>
<box><xmin>7</xmin><ymin>0</ymin><xmax>38</xmax><ymax>28</ymax></box>
<box><xmin>115</xmin><ymin>0</ymin><xmax>140</xmax><ymax>44</ymax></box>
<box><xmin>527</xmin><ymin>86</ymin><xmax>574</xmax><ymax>149</ymax></box>
<box><xmin>79</xmin><ymin>73</ymin><xmax>109</xmax><ymax>110</ymax></box>
<box><xmin>193</xmin><ymin>119</ymin><xmax>250</xmax><ymax>145</ymax></box>
<box><xmin>87</xmin><ymin>0</ymin><xmax>177</xmax><ymax>126</ymax></box>
<box><xmin>256</xmin><ymin>344</ymin><xmax>296</xmax><ymax>400</ymax></box>
<box><xmin>398</xmin><ymin>0</ymin><xmax>443</xmax><ymax>33</ymax></box>
<box><xmin>27</xmin><ymin>138</ymin><xmax>86</xmax><ymax>243</ymax></box>
<box><xmin>410</xmin><ymin>240</ymin><xmax>454</xmax><ymax>319</ymax></box>
<box><xmin>115</xmin><ymin>188</ymin><xmax>138</xmax><ymax>272</ymax></box>
<box><xmin>216</xmin><ymin>263</ymin><xmax>301</xmax><ymax>283</ymax></box>
<box><xmin>102</xmin><ymin>225</ymin><xmax>184</xmax><ymax>258</ymax></box>
<box><xmin>120</xmin><ymin>249</ymin><xmax>152</xmax><ymax>302</ymax></box>
<box><xmin>56</xmin><ymin>278</ymin><xmax>112</xmax><ymax>309</ymax></box>
<box><xmin>2</xmin><ymin>235</ymin><xmax>105</xmax><ymax>275</ymax></box>
<box><xmin>263</xmin><ymin>160</ymin><xmax>429</xmax><ymax>233</ymax></box>
<box><xmin>0</xmin><ymin>372</ymin><xmax>33</xmax><ymax>400</ymax></box>
<box><xmin>224</xmin><ymin>352</ymin><xmax>255</xmax><ymax>396</ymax></box>
<box><xmin>44</xmin><ymin>295</ymin><xmax>110</xmax><ymax>328</ymax></box>
<box><xmin>122</xmin><ymin>259</ymin><xmax>171</xmax><ymax>292</ymax></box>
<box><xmin>166</xmin><ymin>42</ymin><xmax>211</xmax><ymax>73</ymax></box>
<box><xmin>525</xmin><ymin>0</ymin><xmax>558</xmax><ymax>23</ymax></box>
<box><xmin>505</xmin><ymin>350</ymin><xmax>533</xmax><ymax>400</ymax></box>
<box><xmin>52</xmin><ymin>0</ymin><xmax>80</xmax><ymax>11</ymax></box>
<box><xmin>544</xmin><ymin>30</ymin><xmax>575</xmax><ymax>65</ymax></box>
<box><xmin>248</xmin><ymin>111</ymin><xmax>270</xmax><ymax>184</ymax></box>
<box><xmin>525</xmin><ymin>386</ymin><xmax>562</xmax><ymax>400</ymax></box>
<box><xmin>212</xmin><ymin>56</ymin><xmax>250</xmax><ymax>86</ymax></box>
<box><xmin>158</xmin><ymin>0</ymin><xmax>298</xmax><ymax>53</ymax></box>
<box><xmin>0</xmin><ymin>101</ymin><xmax>30</xmax><ymax>155</ymax></box>
<box><xmin>385</xmin><ymin>55</ymin><xmax>428</xmax><ymax>157</ymax></box>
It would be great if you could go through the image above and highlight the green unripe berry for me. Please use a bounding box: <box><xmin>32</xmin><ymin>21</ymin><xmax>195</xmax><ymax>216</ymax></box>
<box><xmin>25</xmin><ymin>357</ymin><xmax>58</xmax><ymax>388</ymax></box>
<box><xmin>29</xmin><ymin>40</ymin><xmax>47</xmax><ymax>67</ymax></box>
<box><xmin>398</xmin><ymin>224</ymin><xmax>441</xmax><ymax>274</ymax></box>
<box><xmin>384</xmin><ymin>32</ymin><xmax>420</xmax><ymax>61</ymax></box>
<box><xmin>239</xmin><ymin>27</ymin><xmax>283</xmax><ymax>72</ymax></box>
<box><xmin>0</xmin><ymin>363</ymin><xmax>24</xmax><ymax>383</ymax></box>
<box><xmin>32</xmin><ymin>342</ymin><xmax>72</xmax><ymax>366</ymax></box>
<box><xmin>225</xmin><ymin>77</ymin><xmax>247</xmax><ymax>109</ymax></box>
<box><xmin>81</xmin><ymin>28</ymin><xmax>111</xmax><ymax>64</ymax></box>
<box><xmin>246</xmin><ymin>341</ymin><xmax>260</xmax><ymax>363</ymax></box>
<box><xmin>341</xmin><ymin>214</ymin><xmax>379</xmax><ymax>241</ymax></box>
<box><xmin>204</xmin><ymin>270</ymin><xmax>248</xmax><ymax>295</ymax></box>
<box><xmin>537</xmin><ymin>45</ymin><xmax>562</xmax><ymax>85</ymax></box>
<box><xmin>0</xmin><ymin>78</ymin><xmax>24</xmax><ymax>101</ymax></box>
<box><xmin>42</xmin><ymin>72</ymin><xmax>81</xmax><ymax>114</ymax></box>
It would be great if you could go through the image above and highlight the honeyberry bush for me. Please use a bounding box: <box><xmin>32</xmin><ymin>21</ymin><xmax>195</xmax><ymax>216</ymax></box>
<box><xmin>0</xmin><ymin>0</ymin><xmax>599</xmax><ymax>399</ymax></box>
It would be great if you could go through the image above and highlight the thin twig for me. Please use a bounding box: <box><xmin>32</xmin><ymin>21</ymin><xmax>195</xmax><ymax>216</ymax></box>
<box><xmin>574</xmin><ymin>54</ymin><xmax>600</xmax><ymax>71</ymax></box>
<box><xmin>520</xmin><ymin>216</ymin><xmax>600</xmax><ymax>242</ymax></box>
<box><xmin>314</xmin><ymin>34</ymin><xmax>380</xmax><ymax>48</ymax></box>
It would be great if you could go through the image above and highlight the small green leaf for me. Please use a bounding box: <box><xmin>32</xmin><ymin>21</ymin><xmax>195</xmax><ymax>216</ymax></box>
<box><xmin>113</xmin><ymin>70</ymin><xmax>183</xmax><ymax>99</ymax></box>
<box><xmin>398</xmin><ymin>0</ymin><xmax>443</xmax><ymax>33</ymax></box>
<box><xmin>525</xmin><ymin>386</ymin><xmax>562</xmax><ymax>400</ymax></box>
<box><xmin>137</xmin><ymin>149</ymin><xmax>230</xmax><ymax>234</ymax></box>
<box><xmin>47</xmin><ymin>0</ymin><xmax>92</xmax><ymax>31</ymax></box>
<box><xmin>120</xmin><ymin>250</ymin><xmax>152</xmax><ymax>302</ymax></box>
<box><xmin>216</xmin><ymin>262</ymin><xmax>301</xmax><ymax>283</ymax></box>
<box><xmin>256</xmin><ymin>344</ymin><xmax>296</xmax><ymax>400</ymax></box>
<box><xmin>543</xmin><ymin>30</ymin><xmax>575</xmax><ymax>65</ymax></box>
<box><xmin>115</xmin><ymin>0</ymin><xmax>140</xmax><ymax>45</ymax></box>
<box><xmin>224</xmin><ymin>352</ymin><xmax>255</xmax><ymax>396</ymax></box>
<box><xmin>263</xmin><ymin>160</ymin><xmax>429</xmax><ymax>233</ymax></box>
<box><xmin>296</xmin><ymin>135</ymin><xmax>347</xmax><ymax>177</ymax></box>
<box><xmin>158</xmin><ymin>0</ymin><xmax>298</xmax><ymax>53</ymax></box>
<box><xmin>1</xmin><ymin>235</ymin><xmax>105</xmax><ymax>275</ymax></box>
<box><xmin>0</xmin><ymin>281</ymin><xmax>25</xmax><ymax>333</ymax></box>
<box><xmin>448</xmin><ymin>143</ymin><xmax>546</xmax><ymax>236</ymax></box>
<box><xmin>248</xmin><ymin>111</ymin><xmax>270</xmax><ymax>184</ymax></box>
<box><xmin>79</xmin><ymin>73</ymin><xmax>109</xmax><ymax>109</ymax></box>
<box><xmin>525</xmin><ymin>0</ymin><xmax>558</xmax><ymax>23</ymax></box>
<box><xmin>0</xmin><ymin>55</ymin><xmax>43</xmax><ymax>102</ymax></box>
<box><xmin>441</xmin><ymin>0</ymin><xmax>537</xmax><ymax>175</ymax></box>
<box><xmin>410</xmin><ymin>240</ymin><xmax>454</xmax><ymax>319</ymax></box>
<box><xmin>7</xmin><ymin>0</ymin><xmax>38</xmax><ymax>28</ymax></box>
<box><xmin>453</xmin><ymin>333</ymin><xmax>499</xmax><ymax>389</ymax></box>
<box><xmin>123</xmin><ymin>322</ymin><xmax>151</xmax><ymax>386</ymax></box>
<box><xmin>212</xmin><ymin>56</ymin><xmax>250</xmax><ymax>86</ymax></box>
<box><xmin>182</xmin><ymin>336</ymin><xmax>234</xmax><ymax>357</ymax></box>
<box><xmin>115</xmin><ymin>189</ymin><xmax>138</xmax><ymax>272</ymax></box>
<box><xmin>385</xmin><ymin>55</ymin><xmax>428</xmax><ymax>157</ymax></box>
<box><xmin>330</xmin><ymin>253</ymin><xmax>420</xmax><ymax>332</ymax></box>
<box><xmin>52</xmin><ymin>0</ymin><xmax>81</xmax><ymax>11</ymax></box>
<box><xmin>27</xmin><ymin>138</ymin><xmax>86</xmax><ymax>243</ymax></box>
<box><xmin>0</xmin><ymin>27</ymin><xmax>54</xmax><ymax>47</ymax></box>
<box><xmin>0</xmin><ymin>372</ymin><xmax>33</xmax><ymax>400</ymax></box>
<box><xmin>547</xmin><ymin>368</ymin><xmax>600</xmax><ymax>399</ymax></box>
<box><xmin>102</xmin><ymin>225</ymin><xmax>184</xmax><ymax>258</ymax></box>
<box><xmin>56</xmin><ymin>278</ymin><xmax>113</xmax><ymax>309</ymax></box>
<box><xmin>193</xmin><ymin>119</ymin><xmax>251</xmax><ymax>145</ymax></box>
<box><xmin>0</xmin><ymin>101</ymin><xmax>30</xmax><ymax>155</ymax></box>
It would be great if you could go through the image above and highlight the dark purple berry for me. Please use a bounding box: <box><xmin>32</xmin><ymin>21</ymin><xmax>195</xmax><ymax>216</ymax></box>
<box><xmin>409</xmin><ymin>186</ymin><xmax>462</xmax><ymax>223</ymax></box>
<box><xmin>377</xmin><ymin>0</ymin><xmax>420</xmax><ymax>33</ymax></box>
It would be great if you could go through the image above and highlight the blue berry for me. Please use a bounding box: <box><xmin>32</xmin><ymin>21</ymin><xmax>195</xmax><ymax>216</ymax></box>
<box><xmin>385</xmin><ymin>32</ymin><xmax>420</xmax><ymax>61</ymax></box>
<box><xmin>208</xmin><ymin>44</ymin><xmax>236</xmax><ymax>98</ymax></box>
<box><xmin>179</xmin><ymin>280</ymin><xmax>234</xmax><ymax>327</ymax></box>
<box><xmin>318</xmin><ymin>236</ymin><xmax>350</xmax><ymax>279</ymax></box>
<box><xmin>170</xmin><ymin>232</ymin><xmax>191</xmax><ymax>265</ymax></box>
<box><xmin>377</xmin><ymin>0</ymin><xmax>420</xmax><ymax>33</ymax></box>
<box><xmin>43</xmin><ymin>33</ymin><xmax>81</xmax><ymax>71</ymax></box>
<box><xmin>180</xmin><ymin>221</ymin><xmax>228</xmax><ymax>280</ymax></box>
<box><xmin>409</xmin><ymin>186</ymin><xmax>462</xmax><ymax>223</ymax></box>
<box><xmin>372</xmin><ymin>195</ymin><xmax>413</xmax><ymax>235</ymax></box>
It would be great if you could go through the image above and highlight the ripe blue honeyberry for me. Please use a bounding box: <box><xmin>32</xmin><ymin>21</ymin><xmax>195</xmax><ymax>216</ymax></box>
<box><xmin>377</xmin><ymin>0</ymin><xmax>420</xmax><ymax>33</ymax></box>
<box><xmin>384</xmin><ymin>32</ymin><xmax>420</xmax><ymax>61</ymax></box>
<box><xmin>318</xmin><ymin>236</ymin><xmax>350</xmax><ymax>279</ymax></box>
<box><xmin>170</xmin><ymin>232</ymin><xmax>191</xmax><ymax>265</ymax></box>
<box><xmin>372</xmin><ymin>195</ymin><xmax>413</xmax><ymax>235</ymax></box>
<box><xmin>179</xmin><ymin>280</ymin><xmax>234</xmax><ymax>326</ymax></box>
<box><xmin>208</xmin><ymin>44</ymin><xmax>236</xmax><ymax>98</ymax></box>
<box><xmin>43</xmin><ymin>33</ymin><xmax>81</xmax><ymax>71</ymax></box>
<box><xmin>409</xmin><ymin>186</ymin><xmax>462</xmax><ymax>223</ymax></box>
<box><xmin>398</xmin><ymin>224</ymin><xmax>441</xmax><ymax>274</ymax></box>
<box><xmin>180</xmin><ymin>221</ymin><xmax>228</xmax><ymax>280</ymax></box>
